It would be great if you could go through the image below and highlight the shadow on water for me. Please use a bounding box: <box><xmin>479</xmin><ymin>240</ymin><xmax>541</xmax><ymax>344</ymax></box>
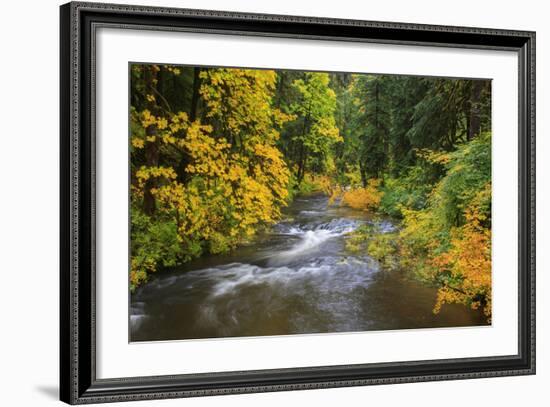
<box><xmin>130</xmin><ymin>193</ymin><xmax>488</xmax><ymax>341</ymax></box>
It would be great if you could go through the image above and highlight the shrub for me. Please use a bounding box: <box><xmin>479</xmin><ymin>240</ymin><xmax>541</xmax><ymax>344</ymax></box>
<box><xmin>341</xmin><ymin>178</ymin><xmax>383</xmax><ymax>212</ymax></box>
<box><xmin>345</xmin><ymin>224</ymin><xmax>399</xmax><ymax>270</ymax></box>
<box><xmin>130</xmin><ymin>208</ymin><xmax>182</xmax><ymax>291</ymax></box>
<box><xmin>379</xmin><ymin>167</ymin><xmax>431</xmax><ymax>218</ymax></box>
<box><xmin>398</xmin><ymin>133</ymin><xmax>492</xmax><ymax>319</ymax></box>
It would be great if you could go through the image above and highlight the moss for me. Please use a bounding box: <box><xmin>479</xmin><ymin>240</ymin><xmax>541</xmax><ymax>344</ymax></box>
<box><xmin>367</xmin><ymin>233</ymin><xmax>399</xmax><ymax>270</ymax></box>
<box><xmin>345</xmin><ymin>224</ymin><xmax>399</xmax><ymax>271</ymax></box>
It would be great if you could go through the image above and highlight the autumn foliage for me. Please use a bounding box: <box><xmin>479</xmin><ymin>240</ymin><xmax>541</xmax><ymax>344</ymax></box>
<box><xmin>130</xmin><ymin>66</ymin><xmax>292</xmax><ymax>289</ymax></box>
<box><xmin>341</xmin><ymin>179</ymin><xmax>383</xmax><ymax>212</ymax></box>
<box><xmin>397</xmin><ymin>134</ymin><xmax>492</xmax><ymax>318</ymax></box>
<box><xmin>129</xmin><ymin>64</ymin><xmax>493</xmax><ymax>322</ymax></box>
<box><xmin>430</xmin><ymin>206</ymin><xmax>492</xmax><ymax>318</ymax></box>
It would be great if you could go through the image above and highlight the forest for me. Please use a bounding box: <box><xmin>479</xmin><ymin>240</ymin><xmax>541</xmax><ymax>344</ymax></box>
<box><xmin>130</xmin><ymin>64</ymin><xmax>492</xmax><ymax>321</ymax></box>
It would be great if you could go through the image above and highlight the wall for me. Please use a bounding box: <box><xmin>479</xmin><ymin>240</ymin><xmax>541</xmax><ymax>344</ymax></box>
<box><xmin>0</xmin><ymin>0</ymin><xmax>546</xmax><ymax>405</ymax></box>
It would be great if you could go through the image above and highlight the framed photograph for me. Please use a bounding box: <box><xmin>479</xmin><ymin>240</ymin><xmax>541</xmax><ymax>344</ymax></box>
<box><xmin>60</xmin><ymin>1</ymin><xmax>535</xmax><ymax>404</ymax></box>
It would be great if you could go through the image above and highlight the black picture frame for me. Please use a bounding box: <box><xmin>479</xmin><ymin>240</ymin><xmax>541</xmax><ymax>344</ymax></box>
<box><xmin>60</xmin><ymin>1</ymin><xmax>536</xmax><ymax>404</ymax></box>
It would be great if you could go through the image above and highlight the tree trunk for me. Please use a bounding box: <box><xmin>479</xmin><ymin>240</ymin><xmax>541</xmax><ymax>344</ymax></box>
<box><xmin>359</xmin><ymin>161</ymin><xmax>367</xmax><ymax>187</ymax></box>
<box><xmin>190</xmin><ymin>67</ymin><xmax>201</xmax><ymax>122</ymax></box>
<box><xmin>297</xmin><ymin>144</ymin><xmax>306</xmax><ymax>182</ymax></box>
<box><xmin>143</xmin><ymin>131</ymin><xmax>159</xmax><ymax>216</ymax></box>
<box><xmin>143</xmin><ymin>65</ymin><xmax>160</xmax><ymax>216</ymax></box>
<box><xmin>297</xmin><ymin>105</ymin><xmax>311</xmax><ymax>183</ymax></box>
<box><xmin>174</xmin><ymin>67</ymin><xmax>202</xmax><ymax>184</ymax></box>
<box><xmin>468</xmin><ymin>81</ymin><xmax>483</xmax><ymax>140</ymax></box>
<box><xmin>374</xmin><ymin>82</ymin><xmax>379</xmax><ymax>128</ymax></box>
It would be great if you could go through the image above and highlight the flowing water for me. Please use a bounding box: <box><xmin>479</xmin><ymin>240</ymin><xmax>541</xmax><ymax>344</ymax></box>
<box><xmin>130</xmin><ymin>193</ymin><xmax>487</xmax><ymax>341</ymax></box>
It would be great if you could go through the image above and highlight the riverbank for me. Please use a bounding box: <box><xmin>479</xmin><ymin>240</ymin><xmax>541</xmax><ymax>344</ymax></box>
<box><xmin>130</xmin><ymin>193</ymin><xmax>487</xmax><ymax>341</ymax></box>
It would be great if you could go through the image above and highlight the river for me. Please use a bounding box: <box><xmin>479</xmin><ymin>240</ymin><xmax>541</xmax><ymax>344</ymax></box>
<box><xmin>130</xmin><ymin>193</ymin><xmax>487</xmax><ymax>341</ymax></box>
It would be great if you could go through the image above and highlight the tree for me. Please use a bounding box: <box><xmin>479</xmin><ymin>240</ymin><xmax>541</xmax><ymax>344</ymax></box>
<box><xmin>129</xmin><ymin>62</ymin><xmax>493</xmax><ymax>309</ymax></box>
<box><xmin>385</xmin><ymin>76</ymin><xmax>425</xmax><ymax>176</ymax></box>
<box><xmin>331</xmin><ymin>73</ymin><xmax>360</xmax><ymax>185</ymax></box>
<box><xmin>352</xmin><ymin>75</ymin><xmax>391</xmax><ymax>184</ymax></box>
<box><xmin>289</xmin><ymin>72</ymin><xmax>341</xmax><ymax>182</ymax></box>
<box><xmin>129</xmin><ymin>66</ymin><xmax>294</xmax><ymax>288</ymax></box>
